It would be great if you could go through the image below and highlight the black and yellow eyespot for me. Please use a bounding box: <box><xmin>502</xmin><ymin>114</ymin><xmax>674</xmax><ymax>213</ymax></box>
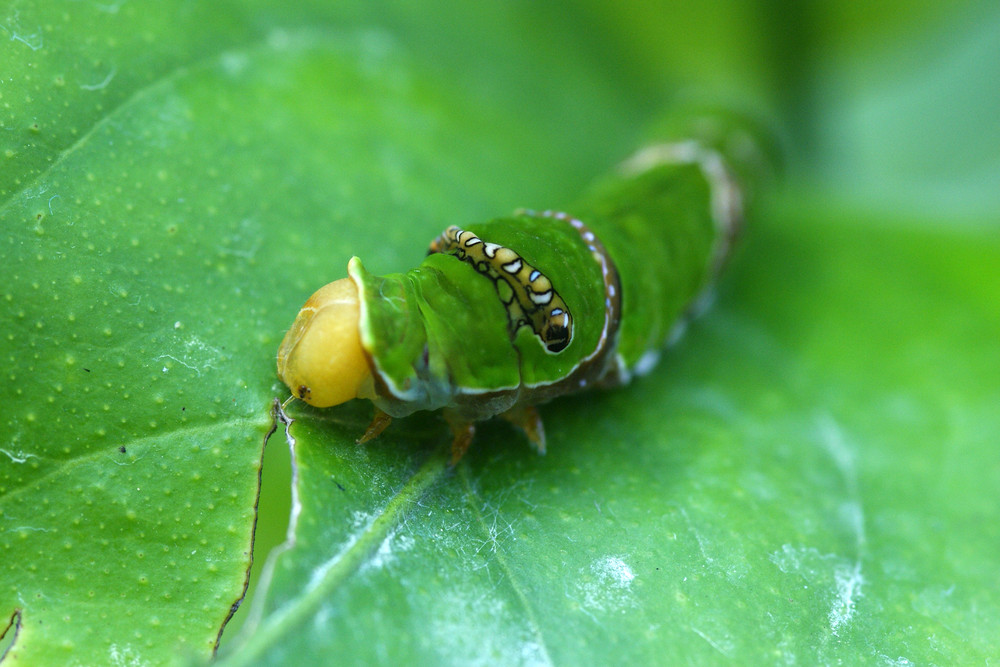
<box><xmin>429</xmin><ymin>225</ymin><xmax>575</xmax><ymax>354</ymax></box>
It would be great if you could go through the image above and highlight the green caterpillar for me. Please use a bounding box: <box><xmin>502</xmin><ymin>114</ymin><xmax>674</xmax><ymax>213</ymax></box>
<box><xmin>277</xmin><ymin>112</ymin><xmax>769</xmax><ymax>461</ymax></box>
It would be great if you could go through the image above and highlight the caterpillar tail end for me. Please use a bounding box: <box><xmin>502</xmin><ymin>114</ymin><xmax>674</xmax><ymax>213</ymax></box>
<box><xmin>627</xmin><ymin>106</ymin><xmax>781</xmax><ymax>203</ymax></box>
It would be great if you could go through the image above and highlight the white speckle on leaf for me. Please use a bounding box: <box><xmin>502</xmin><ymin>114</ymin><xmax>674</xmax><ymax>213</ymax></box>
<box><xmin>691</xmin><ymin>625</ymin><xmax>735</xmax><ymax>658</ymax></box>
<box><xmin>573</xmin><ymin>555</ymin><xmax>637</xmax><ymax>616</ymax></box>
<box><xmin>0</xmin><ymin>12</ymin><xmax>43</xmax><ymax>51</ymax></box>
<box><xmin>677</xmin><ymin>506</ymin><xmax>749</xmax><ymax>582</ymax></box>
<box><xmin>368</xmin><ymin>537</ymin><xmax>394</xmax><ymax>570</ymax></box>
<box><xmin>428</xmin><ymin>589</ymin><xmax>549</xmax><ymax>667</ymax></box>
<box><xmin>0</xmin><ymin>448</ymin><xmax>37</xmax><ymax>463</ymax></box>
<box><xmin>156</xmin><ymin>335</ymin><xmax>223</xmax><ymax>376</ymax></box>
<box><xmin>594</xmin><ymin>555</ymin><xmax>635</xmax><ymax>587</ymax></box>
<box><xmin>396</xmin><ymin>534</ymin><xmax>415</xmax><ymax>552</ymax></box>
<box><xmin>108</xmin><ymin>643</ymin><xmax>144</xmax><ymax>667</ymax></box>
<box><xmin>817</xmin><ymin>414</ymin><xmax>867</xmax><ymax>635</ymax></box>
<box><xmin>472</xmin><ymin>502</ymin><xmax>516</xmax><ymax>560</ymax></box>
<box><xmin>11</xmin><ymin>525</ymin><xmax>51</xmax><ymax>533</ymax></box>
<box><xmin>364</xmin><ymin>529</ymin><xmax>415</xmax><ymax>572</ymax></box>
<box><xmin>770</xmin><ymin>544</ymin><xmax>865</xmax><ymax>637</ymax></box>
<box><xmin>80</xmin><ymin>65</ymin><xmax>117</xmax><ymax>91</ymax></box>
<box><xmin>818</xmin><ymin>413</ymin><xmax>867</xmax><ymax>551</ymax></box>
<box><xmin>829</xmin><ymin>561</ymin><xmax>864</xmax><ymax>636</ymax></box>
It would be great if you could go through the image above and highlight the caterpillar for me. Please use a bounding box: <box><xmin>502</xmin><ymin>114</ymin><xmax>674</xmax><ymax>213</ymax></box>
<box><xmin>277</xmin><ymin>112</ymin><xmax>770</xmax><ymax>462</ymax></box>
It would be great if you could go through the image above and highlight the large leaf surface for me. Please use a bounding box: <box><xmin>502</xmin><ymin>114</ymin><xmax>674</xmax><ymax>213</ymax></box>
<box><xmin>223</xmin><ymin>200</ymin><xmax>1000</xmax><ymax>665</ymax></box>
<box><xmin>3</xmin><ymin>0</ymin><xmax>998</xmax><ymax>665</ymax></box>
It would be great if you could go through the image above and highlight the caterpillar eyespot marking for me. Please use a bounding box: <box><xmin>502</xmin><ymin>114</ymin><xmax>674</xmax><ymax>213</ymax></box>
<box><xmin>277</xmin><ymin>112</ymin><xmax>766</xmax><ymax>462</ymax></box>
<box><xmin>529</xmin><ymin>290</ymin><xmax>553</xmax><ymax>306</ymax></box>
<box><xmin>430</xmin><ymin>225</ymin><xmax>575</xmax><ymax>354</ymax></box>
<box><xmin>502</xmin><ymin>259</ymin><xmax>522</xmax><ymax>274</ymax></box>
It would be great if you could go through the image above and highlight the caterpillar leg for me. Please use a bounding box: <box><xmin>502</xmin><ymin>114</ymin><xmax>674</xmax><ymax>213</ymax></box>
<box><xmin>501</xmin><ymin>405</ymin><xmax>547</xmax><ymax>455</ymax></box>
<box><xmin>357</xmin><ymin>408</ymin><xmax>393</xmax><ymax>444</ymax></box>
<box><xmin>444</xmin><ymin>416</ymin><xmax>476</xmax><ymax>465</ymax></box>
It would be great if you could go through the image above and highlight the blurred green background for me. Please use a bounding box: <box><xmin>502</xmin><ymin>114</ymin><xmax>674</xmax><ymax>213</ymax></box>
<box><xmin>2</xmin><ymin>1</ymin><xmax>997</xmax><ymax>665</ymax></box>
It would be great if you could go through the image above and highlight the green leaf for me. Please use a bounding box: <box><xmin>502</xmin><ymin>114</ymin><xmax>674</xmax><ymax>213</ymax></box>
<box><xmin>4</xmin><ymin>0</ymin><xmax>999</xmax><ymax>665</ymax></box>
<box><xmin>221</xmin><ymin>200</ymin><xmax>1000</xmax><ymax>665</ymax></box>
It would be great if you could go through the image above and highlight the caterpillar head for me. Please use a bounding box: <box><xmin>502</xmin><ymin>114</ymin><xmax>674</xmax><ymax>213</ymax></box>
<box><xmin>277</xmin><ymin>276</ymin><xmax>375</xmax><ymax>407</ymax></box>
